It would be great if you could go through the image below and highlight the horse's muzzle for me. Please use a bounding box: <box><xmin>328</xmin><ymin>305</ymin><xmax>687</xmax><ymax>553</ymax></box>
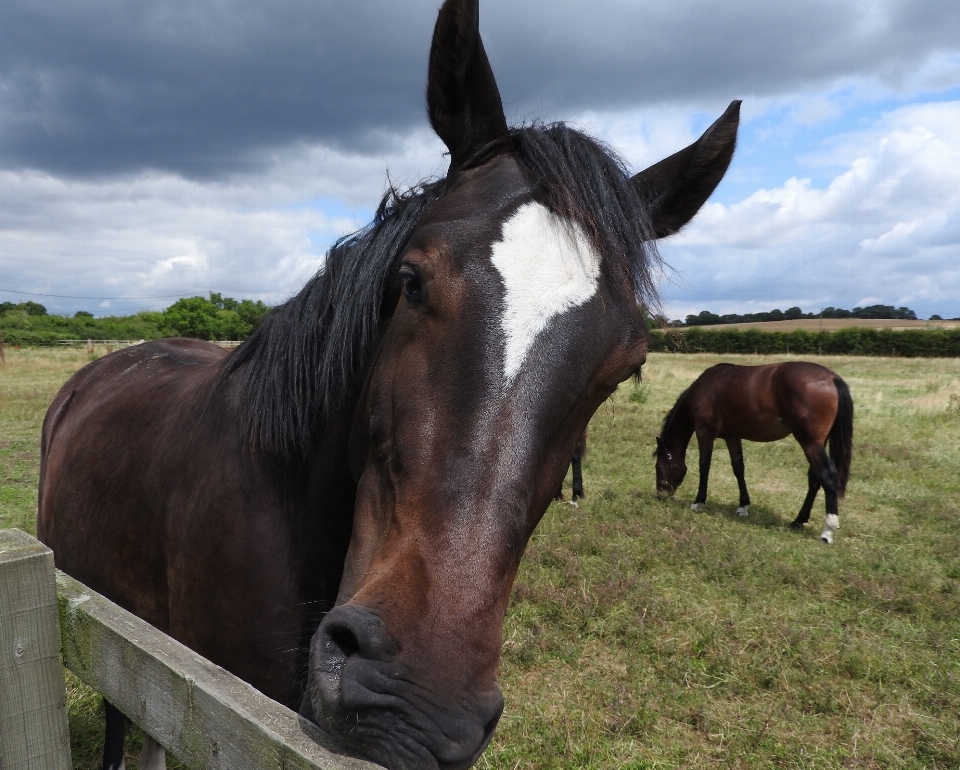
<box><xmin>656</xmin><ymin>485</ymin><xmax>675</xmax><ymax>500</ymax></box>
<box><xmin>304</xmin><ymin>604</ymin><xmax>503</xmax><ymax>770</ymax></box>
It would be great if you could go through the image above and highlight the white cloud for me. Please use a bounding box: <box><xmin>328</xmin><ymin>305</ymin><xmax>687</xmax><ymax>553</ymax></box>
<box><xmin>0</xmin><ymin>129</ymin><xmax>445</xmax><ymax>314</ymax></box>
<box><xmin>659</xmin><ymin>100</ymin><xmax>960</xmax><ymax>319</ymax></box>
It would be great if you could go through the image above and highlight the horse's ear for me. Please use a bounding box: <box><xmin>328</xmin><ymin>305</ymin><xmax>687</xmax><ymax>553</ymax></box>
<box><xmin>633</xmin><ymin>100</ymin><xmax>741</xmax><ymax>239</ymax></box>
<box><xmin>656</xmin><ymin>436</ymin><xmax>664</xmax><ymax>450</ymax></box>
<box><xmin>427</xmin><ymin>0</ymin><xmax>511</xmax><ymax>173</ymax></box>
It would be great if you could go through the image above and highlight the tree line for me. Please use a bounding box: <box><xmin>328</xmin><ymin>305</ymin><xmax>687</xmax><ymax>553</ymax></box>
<box><xmin>0</xmin><ymin>294</ymin><xmax>271</xmax><ymax>346</ymax></box>
<box><xmin>674</xmin><ymin>304</ymin><xmax>934</xmax><ymax>327</ymax></box>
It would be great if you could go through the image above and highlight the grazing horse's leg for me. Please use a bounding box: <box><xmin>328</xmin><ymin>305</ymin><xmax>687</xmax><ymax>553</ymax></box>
<box><xmin>725</xmin><ymin>438</ymin><xmax>750</xmax><ymax>516</ymax></box>
<box><xmin>820</xmin><ymin>476</ymin><xmax>841</xmax><ymax>544</ymax></box>
<box><xmin>571</xmin><ymin>440</ymin><xmax>585</xmax><ymax>502</ymax></box>
<box><xmin>139</xmin><ymin>736</ymin><xmax>166</xmax><ymax>770</ymax></box>
<box><xmin>691</xmin><ymin>430</ymin><xmax>714</xmax><ymax>512</ymax></box>
<box><xmin>791</xmin><ymin>465</ymin><xmax>821</xmax><ymax>530</ymax></box>
<box><xmin>793</xmin><ymin>436</ymin><xmax>841</xmax><ymax>543</ymax></box>
<box><xmin>103</xmin><ymin>700</ymin><xmax>127</xmax><ymax>770</ymax></box>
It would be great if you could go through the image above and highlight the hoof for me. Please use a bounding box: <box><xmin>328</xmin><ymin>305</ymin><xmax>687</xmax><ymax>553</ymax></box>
<box><xmin>566</xmin><ymin>500</ymin><xmax>579</xmax><ymax>509</ymax></box>
<box><xmin>690</xmin><ymin>502</ymin><xmax>704</xmax><ymax>512</ymax></box>
<box><xmin>789</xmin><ymin>520</ymin><xmax>805</xmax><ymax>530</ymax></box>
<box><xmin>736</xmin><ymin>505</ymin><xmax>749</xmax><ymax>517</ymax></box>
<box><xmin>820</xmin><ymin>513</ymin><xmax>839</xmax><ymax>543</ymax></box>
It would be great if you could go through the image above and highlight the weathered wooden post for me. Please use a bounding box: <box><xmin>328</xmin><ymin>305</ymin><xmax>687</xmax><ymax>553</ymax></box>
<box><xmin>0</xmin><ymin>529</ymin><xmax>73</xmax><ymax>770</ymax></box>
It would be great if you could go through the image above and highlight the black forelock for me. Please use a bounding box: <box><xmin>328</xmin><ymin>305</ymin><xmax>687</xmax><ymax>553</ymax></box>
<box><xmin>510</xmin><ymin>123</ymin><xmax>661</xmax><ymax>309</ymax></box>
<box><xmin>226</xmin><ymin>123</ymin><xmax>662</xmax><ymax>462</ymax></box>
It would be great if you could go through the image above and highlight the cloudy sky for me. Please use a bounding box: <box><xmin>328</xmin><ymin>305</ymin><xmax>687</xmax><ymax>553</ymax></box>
<box><xmin>1</xmin><ymin>0</ymin><xmax>959</xmax><ymax>320</ymax></box>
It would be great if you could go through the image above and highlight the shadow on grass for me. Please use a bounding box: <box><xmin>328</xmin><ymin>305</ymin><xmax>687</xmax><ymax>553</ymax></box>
<box><xmin>718</xmin><ymin>502</ymin><xmax>788</xmax><ymax>529</ymax></box>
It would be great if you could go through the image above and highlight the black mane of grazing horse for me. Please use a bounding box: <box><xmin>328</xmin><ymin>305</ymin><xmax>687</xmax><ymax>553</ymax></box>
<box><xmin>225</xmin><ymin>123</ymin><xmax>662</xmax><ymax>465</ymax></box>
<box><xmin>659</xmin><ymin>385</ymin><xmax>691</xmax><ymax>439</ymax></box>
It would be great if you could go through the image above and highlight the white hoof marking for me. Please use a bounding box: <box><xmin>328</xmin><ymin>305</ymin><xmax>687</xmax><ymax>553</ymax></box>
<box><xmin>820</xmin><ymin>513</ymin><xmax>839</xmax><ymax>543</ymax></box>
<box><xmin>736</xmin><ymin>505</ymin><xmax>749</xmax><ymax>517</ymax></box>
<box><xmin>690</xmin><ymin>502</ymin><xmax>704</xmax><ymax>512</ymax></box>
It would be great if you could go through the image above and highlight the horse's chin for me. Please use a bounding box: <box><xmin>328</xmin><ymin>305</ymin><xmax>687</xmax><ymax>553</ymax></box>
<box><xmin>302</xmin><ymin>662</ymin><xmax>503</xmax><ymax>770</ymax></box>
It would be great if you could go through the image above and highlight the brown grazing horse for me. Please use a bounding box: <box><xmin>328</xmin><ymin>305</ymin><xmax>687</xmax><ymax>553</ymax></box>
<box><xmin>38</xmin><ymin>2</ymin><xmax>740</xmax><ymax>768</ymax></box>
<box><xmin>655</xmin><ymin>362</ymin><xmax>853</xmax><ymax>543</ymax></box>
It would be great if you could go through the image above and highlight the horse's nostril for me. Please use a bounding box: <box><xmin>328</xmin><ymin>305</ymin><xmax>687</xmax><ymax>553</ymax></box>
<box><xmin>327</xmin><ymin>623</ymin><xmax>361</xmax><ymax>659</ymax></box>
<box><xmin>314</xmin><ymin>604</ymin><xmax>398</xmax><ymax>668</ymax></box>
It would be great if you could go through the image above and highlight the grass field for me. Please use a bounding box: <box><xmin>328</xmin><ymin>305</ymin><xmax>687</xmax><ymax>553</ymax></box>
<box><xmin>2</xmin><ymin>349</ymin><xmax>960</xmax><ymax>769</ymax></box>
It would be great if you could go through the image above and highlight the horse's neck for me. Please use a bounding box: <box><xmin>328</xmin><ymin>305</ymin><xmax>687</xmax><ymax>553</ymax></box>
<box><xmin>664</xmin><ymin>399</ymin><xmax>695</xmax><ymax>457</ymax></box>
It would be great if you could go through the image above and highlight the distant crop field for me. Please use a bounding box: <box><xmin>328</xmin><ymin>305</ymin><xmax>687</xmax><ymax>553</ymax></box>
<box><xmin>692</xmin><ymin>318</ymin><xmax>960</xmax><ymax>333</ymax></box>
<box><xmin>3</xmin><ymin>349</ymin><xmax>960</xmax><ymax>768</ymax></box>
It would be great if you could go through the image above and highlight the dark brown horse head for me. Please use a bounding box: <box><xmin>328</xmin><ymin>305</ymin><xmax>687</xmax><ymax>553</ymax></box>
<box><xmin>655</xmin><ymin>435</ymin><xmax>688</xmax><ymax>497</ymax></box>
<box><xmin>303</xmin><ymin>1</ymin><xmax>740</xmax><ymax>767</ymax></box>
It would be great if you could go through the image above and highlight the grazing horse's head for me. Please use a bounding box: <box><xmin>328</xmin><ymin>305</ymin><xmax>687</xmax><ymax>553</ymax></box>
<box><xmin>302</xmin><ymin>1</ymin><xmax>739</xmax><ymax>767</ymax></box>
<box><xmin>655</xmin><ymin>435</ymin><xmax>688</xmax><ymax>498</ymax></box>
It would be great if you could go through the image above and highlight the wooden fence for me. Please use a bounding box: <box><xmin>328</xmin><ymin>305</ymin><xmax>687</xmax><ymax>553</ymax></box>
<box><xmin>0</xmin><ymin>529</ymin><xmax>381</xmax><ymax>770</ymax></box>
<box><xmin>54</xmin><ymin>340</ymin><xmax>243</xmax><ymax>349</ymax></box>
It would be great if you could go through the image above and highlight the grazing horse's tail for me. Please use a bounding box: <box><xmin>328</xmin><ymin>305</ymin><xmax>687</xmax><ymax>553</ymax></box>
<box><xmin>828</xmin><ymin>376</ymin><xmax>853</xmax><ymax>498</ymax></box>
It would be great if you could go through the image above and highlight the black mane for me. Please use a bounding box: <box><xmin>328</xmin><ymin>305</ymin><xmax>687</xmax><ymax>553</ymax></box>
<box><xmin>228</xmin><ymin>123</ymin><xmax>662</xmax><ymax>461</ymax></box>
<box><xmin>659</xmin><ymin>386</ymin><xmax>691</xmax><ymax>442</ymax></box>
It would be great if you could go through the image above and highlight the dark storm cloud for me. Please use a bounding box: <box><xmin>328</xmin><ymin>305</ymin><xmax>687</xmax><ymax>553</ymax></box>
<box><xmin>2</xmin><ymin>0</ymin><xmax>959</xmax><ymax>178</ymax></box>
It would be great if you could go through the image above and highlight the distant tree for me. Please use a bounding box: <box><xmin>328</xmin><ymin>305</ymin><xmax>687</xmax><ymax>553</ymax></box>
<box><xmin>930</xmin><ymin>314</ymin><xmax>943</xmax><ymax>321</ymax></box>
<box><xmin>160</xmin><ymin>295</ymin><xmax>270</xmax><ymax>340</ymax></box>
<box><xmin>686</xmin><ymin>310</ymin><xmax>722</xmax><ymax>326</ymax></box>
<box><xmin>235</xmin><ymin>299</ymin><xmax>270</xmax><ymax>331</ymax></box>
<box><xmin>209</xmin><ymin>292</ymin><xmax>239</xmax><ymax>311</ymax></box>
<box><xmin>0</xmin><ymin>302</ymin><xmax>16</xmax><ymax>315</ymax></box>
<box><xmin>161</xmin><ymin>297</ymin><xmax>225</xmax><ymax>340</ymax></box>
<box><xmin>897</xmin><ymin>306</ymin><xmax>918</xmax><ymax>320</ymax></box>
<box><xmin>19</xmin><ymin>301</ymin><xmax>46</xmax><ymax>316</ymax></box>
<box><xmin>680</xmin><ymin>303</ymin><xmax>919</xmax><ymax>327</ymax></box>
<box><xmin>74</xmin><ymin>310</ymin><xmax>94</xmax><ymax>319</ymax></box>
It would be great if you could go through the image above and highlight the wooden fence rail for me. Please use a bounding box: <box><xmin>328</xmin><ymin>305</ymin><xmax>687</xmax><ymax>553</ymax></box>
<box><xmin>0</xmin><ymin>529</ymin><xmax>381</xmax><ymax>770</ymax></box>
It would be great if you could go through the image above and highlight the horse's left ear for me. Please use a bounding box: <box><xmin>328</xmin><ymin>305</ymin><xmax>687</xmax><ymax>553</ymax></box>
<box><xmin>426</xmin><ymin>0</ymin><xmax>511</xmax><ymax>173</ymax></box>
<box><xmin>633</xmin><ymin>100</ymin><xmax>741</xmax><ymax>239</ymax></box>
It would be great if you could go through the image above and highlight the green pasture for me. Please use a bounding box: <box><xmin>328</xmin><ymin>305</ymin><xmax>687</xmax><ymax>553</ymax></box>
<box><xmin>2</xmin><ymin>348</ymin><xmax>959</xmax><ymax>768</ymax></box>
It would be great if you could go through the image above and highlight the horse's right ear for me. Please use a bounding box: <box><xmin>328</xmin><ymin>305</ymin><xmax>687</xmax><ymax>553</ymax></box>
<box><xmin>633</xmin><ymin>100</ymin><xmax>741</xmax><ymax>239</ymax></box>
<box><xmin>427</xmin><ymin>0</ymin><xmax>511</xmax><ymax>174</ymax></box>
<box><xmin>654</xmin><ymin>436</ymin><xmax>664</xmax><ymax>456</ymax></box>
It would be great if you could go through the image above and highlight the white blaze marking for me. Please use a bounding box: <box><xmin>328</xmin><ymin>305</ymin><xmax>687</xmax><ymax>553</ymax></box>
<box><xmin>490</xmin><ymin>202</ymin><xmax>602</xmax><ymax>383</ymax></box>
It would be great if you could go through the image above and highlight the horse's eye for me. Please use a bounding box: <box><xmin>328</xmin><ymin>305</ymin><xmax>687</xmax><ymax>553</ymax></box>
<box><xmin>399</xmin><ymin>264</ymin><xmax>424</xmax><ymax>302</ymax></box>
<box><xmin>666</xmin><ymin>453</ymin><xmax>672</xmax><ymax>461</ymax></box>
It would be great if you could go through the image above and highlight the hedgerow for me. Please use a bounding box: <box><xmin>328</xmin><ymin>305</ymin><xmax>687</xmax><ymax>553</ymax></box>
<box><xmin>649</xmin><ymin>327</ymin><xmax>960</xmax><ymax>357</ymax></box>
